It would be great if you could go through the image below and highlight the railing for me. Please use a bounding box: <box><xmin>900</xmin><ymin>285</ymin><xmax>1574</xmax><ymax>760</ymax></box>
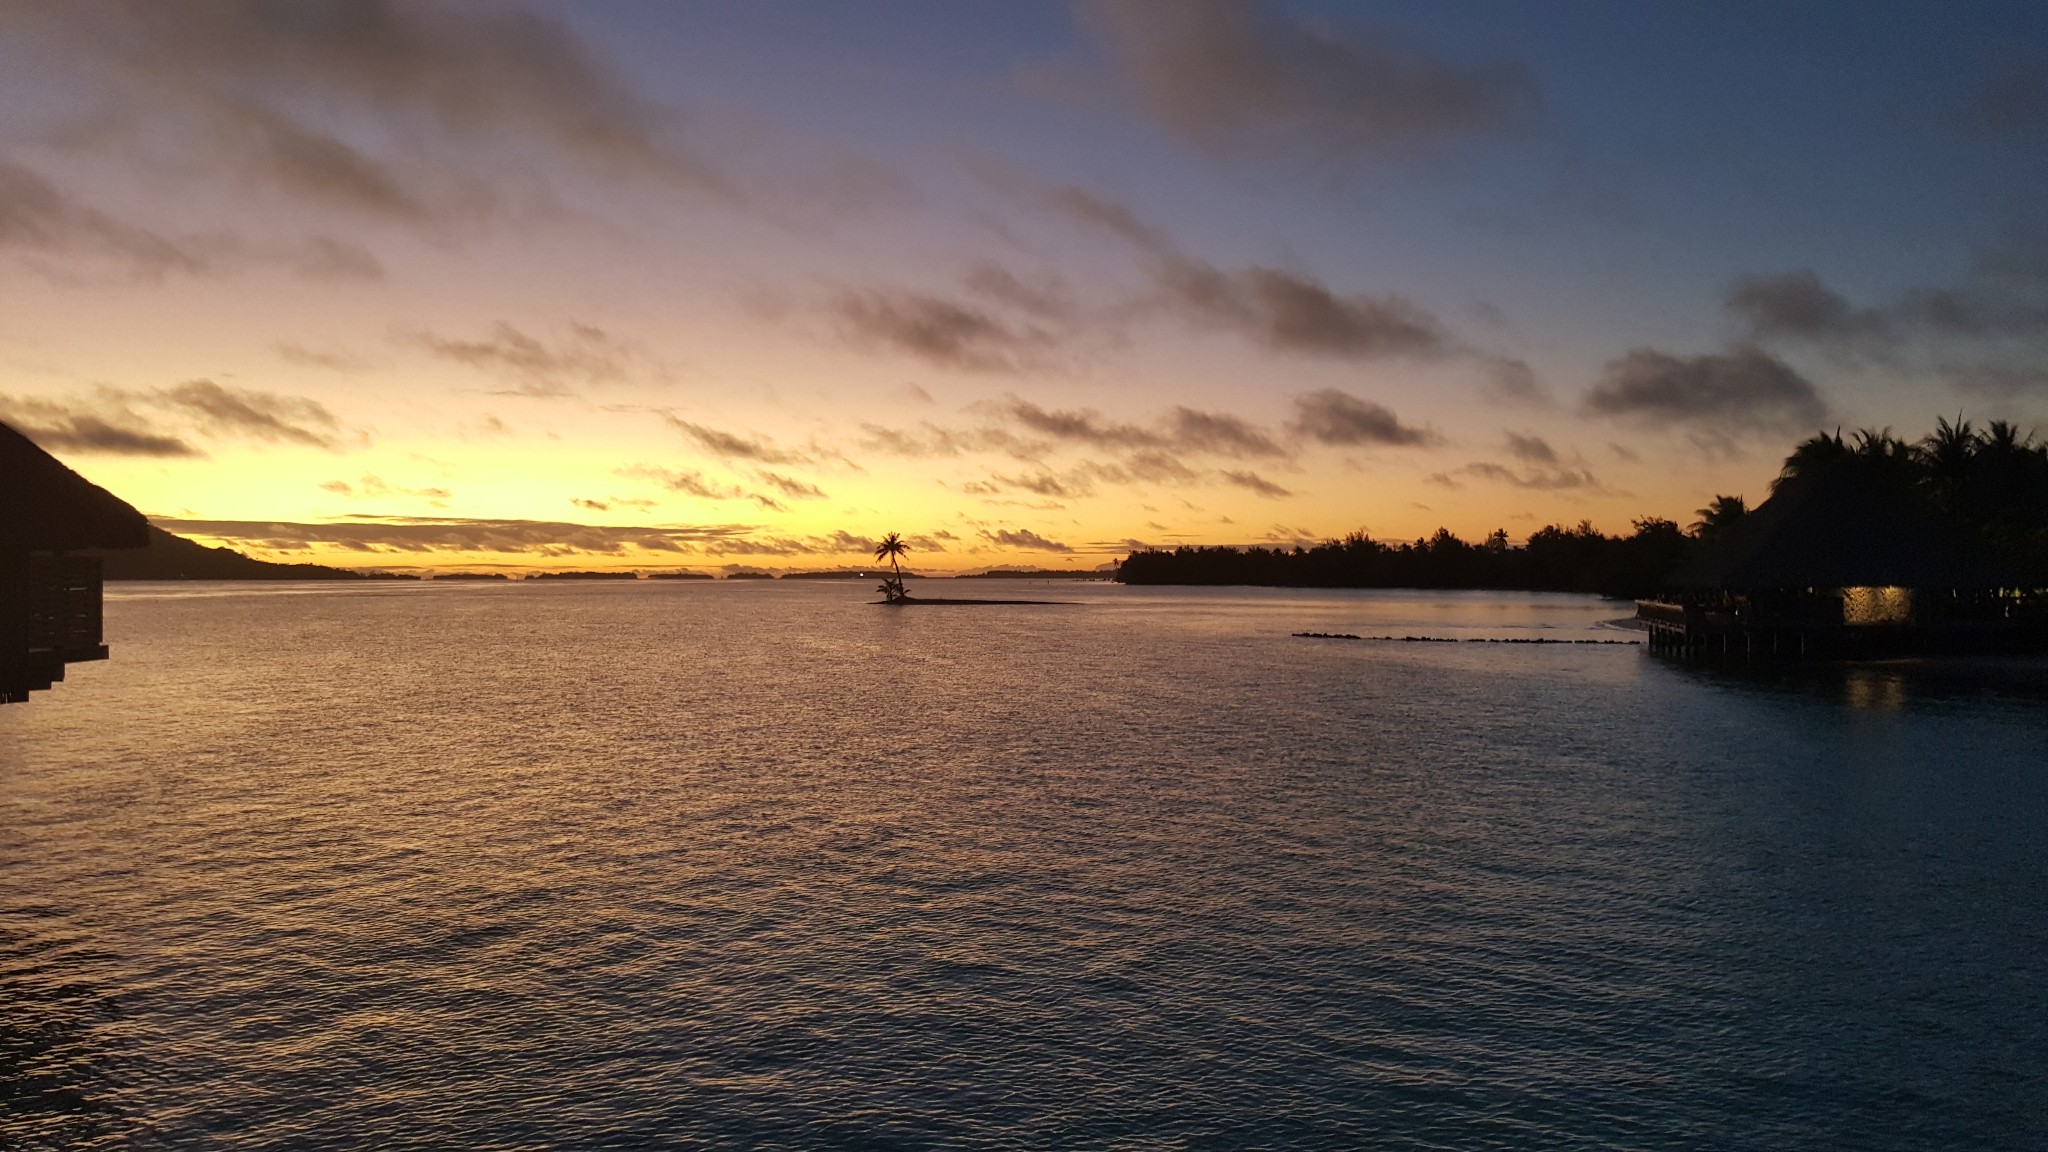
<box><xmin>1634</xmin><ymin>600</ymin><xmax>1687</xmax><ymax>628</ymax></box>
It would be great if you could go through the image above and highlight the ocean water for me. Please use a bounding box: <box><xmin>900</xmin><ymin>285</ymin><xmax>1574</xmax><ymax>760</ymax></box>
<box><xmin>2</xmin><ymin>580</ymin><xmax>2044</xmax><ymax>1150</ymax></box>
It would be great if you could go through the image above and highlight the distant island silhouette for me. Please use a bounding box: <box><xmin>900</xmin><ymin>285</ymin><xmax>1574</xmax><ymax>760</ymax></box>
<box><xmin>959</xmin><ymin>568</ymin><xmax>1108</xmax><ymax>580</ymax></box>
<box><xmin>1119</xmin><ymin>420</ymin><xmax>2048</xmax><ymax>604</ymax></box>
<box><xmin>782</xmin><ymin>569</ymin><xmax>927</xmax><ymax>580</ymax></box>
<box><xmin>92</xmin><ymin>525</ymin><xmax>416</xmax><ymax>581</ymax></box>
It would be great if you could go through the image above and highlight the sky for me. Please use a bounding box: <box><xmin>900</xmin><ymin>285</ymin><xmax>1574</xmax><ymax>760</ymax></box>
<box><xmin>3</xmin><ymin>0</ymin><xmax>2047</xmax><ymax>573</ymax></box>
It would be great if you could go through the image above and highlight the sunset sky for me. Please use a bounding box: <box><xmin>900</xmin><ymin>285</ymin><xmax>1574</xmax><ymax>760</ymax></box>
<box><xmin>4</xmin><ymin>0</ymin><xmax>2047</xmax><ymax>572</ymax></box>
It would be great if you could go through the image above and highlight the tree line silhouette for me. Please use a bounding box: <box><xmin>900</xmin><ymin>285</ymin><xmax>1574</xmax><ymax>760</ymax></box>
<box><xmin>1117</xmin><ymin>418</ymin><xmax>2048</xmax><ymax>598</ymax></box>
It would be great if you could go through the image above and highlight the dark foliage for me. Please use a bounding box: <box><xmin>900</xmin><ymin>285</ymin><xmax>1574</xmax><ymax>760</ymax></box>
<box><xmin>1119</xmin><ymin>518</ymin><xmax>1689</xmax><ymax>598</ymax></box>
<box><xmin>1119</xmin><ymin>420</ymin><xmax>2048</xmax><ymax>595</ymax></box>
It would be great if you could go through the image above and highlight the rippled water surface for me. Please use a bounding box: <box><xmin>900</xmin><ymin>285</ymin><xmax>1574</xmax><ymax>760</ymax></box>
<box><xmin>3</xmin><ymin>580</ymin><xmax>2045</xmax><ymax>1150</ymax></box>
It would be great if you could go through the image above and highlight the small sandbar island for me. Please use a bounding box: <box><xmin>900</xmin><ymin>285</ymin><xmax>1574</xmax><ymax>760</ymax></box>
<box><xmin>864</xmin><ymin>530</ymin><xmax>1076</xmax><ymax>605</ymax></box>
<box><xmin>874</xmin><ymin>594</ymin><xmax>1074</xmax><ymax>606</ymax></box>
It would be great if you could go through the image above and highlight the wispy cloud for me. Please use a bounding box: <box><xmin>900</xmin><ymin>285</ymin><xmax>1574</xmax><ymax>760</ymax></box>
<box><xmin>0</xmin><ymin>159</ymin><xmax>385</xmax><ymax>282</ymax></box>
<box><xmin>163</xmin><ymin>379</ymin><xmax>342</xmax><ymax>447</ymax></box>
<box><xmin>832</xmin><ymin>287</ymin><xmax>1058</xmax><ymax>373</ymax></box>
<box><xmin>617</xmin><ymin>464</ymin><xmax>789</xmax><ymax>511</ymax></box>
<box><xmin>152</xmin><ymin>515</ymin><xmax>756</xmax><ymax>557</ymax></box>
<box><xmin>1</xmin><ymin>380</ymin><xmax>346</xmax><ymax>455</ymax></box>
<box><xmin>413</xmin><ymin>322</ymin><xmax>630</xmax><ymax>397</ymax></box>
<box><xmin>981</xmin><ymin>527</ymin><xmax>1074</xmax><ymax>553</ymax></box>
<box><xmin>1432</xmin><ymin>461</ymin><xmax>1608</xmax><ymax>493</ymax></box>
<box><xmin>1153</xmin><ymin>259</ymin><xmax>1451</xmax><ymax>358</ymax></box>
<box><xmin>1037</xmin><ymin>181</ymin><xmax>1460</xmax><ymax>362</ymax></box>
<box><xmin>1220</xmin><ymin>469</ymin><xmax>1292</xmax><ymax>497</ymax></box>
<box><xmin>0</xmin><ymin>391</ymin><xmax>198</xmax><ymax>457</ymax></box>
<box><xmin>755</xmin><ymin>470</ymin><xmax>827</xmax><ymax>500</ymax></box>
<box><xmin>665</xmin><ymin>417</ymin><xmax>806</xmax><ymax>464</ymax></box>
<box><xmin>275</xmin><ymin>342</ymin><xmax>375</xmax><ymax>372</ymax></box>
<box><xmin>320</xmin><ymin>475</ymin><xmax>452</xmax><ymax>505</ymax></box>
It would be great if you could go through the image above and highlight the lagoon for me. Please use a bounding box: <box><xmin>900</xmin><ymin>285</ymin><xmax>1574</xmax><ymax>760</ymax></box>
<box><xmin>3</xmin><ymin>581</ymin><xmax>2044</xmax><ymax>1149</ymax></box>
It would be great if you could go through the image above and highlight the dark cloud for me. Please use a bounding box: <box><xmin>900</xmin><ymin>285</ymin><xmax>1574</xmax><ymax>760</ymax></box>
<box><xmin>162</xmin><ymin>378</ymin><xmax>341</xmax><ymax>446</ymax></box>
<box><xmin>1003</xmin><ymin>398</ymin><xmax>1286</xmax><ymax>461</ymax></box>
<box><xmin>1156</xmin><ymin>260</ymin><xmax>1450</xmax><ymax>358</ymax></box>
<box><xmin>1076</xmin><ymin>0</ymin><xmax>1542</xmax><ymax>167</ymax></box>
<box><xmin>1039</xmin><ymin>182</ymin><xmax>1456</xmax><ymax>361</ymax></box>
<box><xmin>151</xmin><ymin>515</ymin><xmax>766</xmax><ymax>558</ymax></box>
<box><xmin>981</xmin><ymin>527</ymin><xmax>1074</xmax><ymax>553</ymax></box>
<box><xmin>1220</xmin><ymin>469</ymin><xmax>1291</xmax><ymax>497</ymax></box>
<box><xmin>1168</xmin><ymin>407</ymin><xmax>1285</xmax><ymax>456</ymax></box>
<box><xmin>665</xmin><ymin>418</ymin><xmax>804</xmax><ymax>464</ymax></box>
<box><xmin>618</xmin><ymin>464</ymin><xmax>787</xmax><ymax>511</ymax></box>
<box><xmin>755</xmin><ymin>470</ymin><xmax>826</xmax><ymax>500</ymax></box>
<box><xmin>1898</xmin><ymin>282</ymin><xmax>2048</xmax><ymax>339</ymax></box>
<box><xmin>0</xmin><ymin>392</ymin><xmax>199</xmax><ymax>456</ymax></box>
<box><xmin>0</xmin><ymin>160</ymin><xmax>212</xmax><ymax>275</ymax></box>
<box><xmin>963</xmin><ymin>263</ymin><xmax>1076</xmax><ymax>322</ymax></box>
<box><xmin>1728</xmin><ymin>254</ymin><xmax>2048</xmax><ymax>364</ymax></box>
<box><xmin>414</xmin><ymin>322</ymin><xmax>628</xmax><ymax>397</ymax></box>
<box><xmin>320</xmin><ymin>475</ymin><xmax>450</xmax><ymax>503</ymax></box>
<box><xmin>996</xmin><ymin>472</ymin><xmax>1084</xmax><ymax>498</ymax></box>
<box><xmin>857</xmin><ymin>422</ymin><xmax>1038</xmax><ymax>460</ymax></box>
<box><xmin>0</xmin><ymin>159</ymin><xmax>374</xmax><ymax>282</ymax></box>
<box><xmin>2</xmin><ymin>0</ymin><xmax>728</xmax><ymax>226</ymax></box>
<box><xmin>1289</xmin><ymin>389</ymin><xmax>1437</xmax><ymax>446</ymax></box>
<box><xmin>0</xmin><ymin>380</ymin><xmax>343</xmax><ymax>453</ymax></box>
<box><xmin>283</xmin><ymin>236</ymin><xmax>384</xmax><ymax>280</ymax></box>
<box><xmin>1583</xmin><ymin>345</ymin><xmax>1828</xmax><ymax>436</ymax></box>
<box><xmin>1451</xmin><ymin>461</ymin><xmax>1606</xmax><ymax>492</ymax></box>
<box><xmin>1005</xmin><ymin>399</ymin><xmax>1161</xmax><ymax>449</ymax></box>
<box><xmin>275</xmin><ymin>342</ymin><xmax>373</xmax><ymax>371</ymax></box>
<box><xmin>833</xmin><ymin>288</ymin><xmax>1055</xmax><ymax>373</ymax></box>
<box><xmin>1039</xmin><ymin>183</ymin><xmax>1172</xmax><ymax>250</ymax></box>
<box><xmin>1118</xmin><ymin>450</ymin><xmax>1202</xmax><ymax>483</ymax></box>
<box><xmin>1501</xmin><ymin>432</ymin><xmax>1557</xmax><ymax>464</ymax></box>
<box><xmin>1727</xmin><ymin>270</ymin><xmax>1888</xmax><ymax>341</ymax></box>
<box><xmin>1480</xmin><ymin>356</ymin><xmax>1550</xmax><ymax>405</ymax></box>
<box><xmin>1943</xmin><ymin>363</ymin><xmax>2048</xmax><ymax>396</ymax></box>
<box><xmin>568</xmin><ymin>496</ymin><xmax>655</xmax><ymax>513</ymax></box>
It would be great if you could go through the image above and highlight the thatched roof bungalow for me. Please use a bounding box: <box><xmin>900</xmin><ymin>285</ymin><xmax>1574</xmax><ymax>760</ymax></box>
<box><xmin>1640</xmin><ymin>468</ymin><xmax>2043</xmax><ymax>658</ymax></box>
<box><xmin>2</xmin><ymin>421</ymin><xmax>149</xmax><ymax>702</ymax></box>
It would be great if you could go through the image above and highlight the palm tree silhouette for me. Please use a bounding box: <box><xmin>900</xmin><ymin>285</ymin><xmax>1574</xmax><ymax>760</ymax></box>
<box><xmin>1690</xmin><ymin>494</ymin><xmax>1748</xmax><ymax>542</ymax></box>
<box><xmin>874</xmin><ymin>532</ymin><xmax>910</xmax><ymax>602</ymax></box>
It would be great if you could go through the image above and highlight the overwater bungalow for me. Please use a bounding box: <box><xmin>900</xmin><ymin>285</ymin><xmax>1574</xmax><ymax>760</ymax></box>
<box><xmin>1636</xmin><ymin>468</ymin><xmax>2048</xmax><ymax>659</ymax></box>
<box><xmin>2</xmin><ymin>421</ymin><xmax>149</xmax><ymax>702</ymax></box>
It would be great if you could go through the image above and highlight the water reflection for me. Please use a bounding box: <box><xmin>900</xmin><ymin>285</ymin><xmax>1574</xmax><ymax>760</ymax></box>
<box><xmin>1842</xmin><ymin>668</ymin><xmax>1908</xmax><ymax>712</ymax></box>
<box><xmin>1654</xmin><ymin>651</ymin><xmax>2048</xmax><ymax>714</ymax></box>
<box><xmin>4</xmin><ymin>582</ymin><xmax>2044</xmax><ymax>1149</ymax></box>
<box><xmin>0</xmin><ymin>924</ymin><xmax>126</xmax><ymax>1150</ymax></box>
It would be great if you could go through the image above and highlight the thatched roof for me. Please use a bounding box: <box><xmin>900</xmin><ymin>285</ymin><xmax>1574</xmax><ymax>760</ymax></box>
<box><xmin>1</xmin><ymin>421</ymin><xmax>150</xmax><ymax>552</ymax></box>
<box><xmin>1673</xmin><ymin>468</ymin><xmax>2006</xmax><ymax>590</ymax></box>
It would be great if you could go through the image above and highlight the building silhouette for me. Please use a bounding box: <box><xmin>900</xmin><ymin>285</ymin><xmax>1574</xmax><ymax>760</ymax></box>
<box><xmin>2</xmin><ymin>421</ymin><xmax>149</xmax><ymax>702</ymax></box>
